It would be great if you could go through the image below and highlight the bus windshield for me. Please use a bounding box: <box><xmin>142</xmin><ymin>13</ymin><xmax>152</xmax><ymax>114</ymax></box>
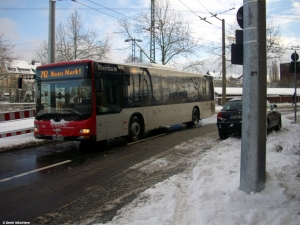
<box><xmin>36</xmin><ymin>78</ymin><xmax>92</xmax><ymax>121</ymax></box>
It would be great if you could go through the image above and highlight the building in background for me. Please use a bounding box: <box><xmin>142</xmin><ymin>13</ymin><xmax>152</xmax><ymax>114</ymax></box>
<box><xmin>0</xmin><ymin>60</ymin><xmax>40</xmax><ymax>102</ymax></box>
<box><xmin>280</xmin><ymin>63</ymin><xmax>300</xmax><ymax>81</ymax></box>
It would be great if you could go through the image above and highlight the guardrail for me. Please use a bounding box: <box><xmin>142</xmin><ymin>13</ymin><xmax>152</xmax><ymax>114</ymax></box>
<box><xmin>215</xmin><ymin>96</ymin><xmax>299</xmax><ymax>105</ymax></box>
<box><xmin>0</xmin><ymin>102</ymin><xmax>35</xmax><ymax>112</ymax></box>
<box><xmin>0</xmin><ymin>109</ymin><xmax>36</xmax><ymax>138</ymax></box>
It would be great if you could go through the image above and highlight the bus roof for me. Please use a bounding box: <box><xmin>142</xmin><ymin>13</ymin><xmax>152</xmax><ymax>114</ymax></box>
<box><xmin>36</xmin><ymin>59</ymin><xmax>212</xmax><ymax>78</ymax></box>
<box><xmin>124</xmin><ymin>62</ymin><xmax>177</xmax><ymax>71</ymax></box>
<box><xmin>37</xmin><ymin>59</ymin><xmax>176</xmax><ymax>71</ymax></box>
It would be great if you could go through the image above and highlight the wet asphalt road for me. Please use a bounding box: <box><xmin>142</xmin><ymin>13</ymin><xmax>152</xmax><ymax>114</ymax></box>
<box><xmin>0</xmin><ymin>118</ymin><xmax>218</xmax><ymax>223</ymax></box>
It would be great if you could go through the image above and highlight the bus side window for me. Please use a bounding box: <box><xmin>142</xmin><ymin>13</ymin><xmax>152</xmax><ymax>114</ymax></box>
<box><xmin>96</xmin><ymin>91</ymin><xmax>108</xmax><ymax>114</ymax></box>
<box><xmin>96</xmin><ymin>79</ymin><xmax>103</xmax><ymax>92</ymax></box>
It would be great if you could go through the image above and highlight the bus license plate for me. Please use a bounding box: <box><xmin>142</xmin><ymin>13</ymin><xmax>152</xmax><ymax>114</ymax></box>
<box><xmin>53</xmin><ymin>136</ymin><xmax>64</xmax><ymax>140</ymax></box>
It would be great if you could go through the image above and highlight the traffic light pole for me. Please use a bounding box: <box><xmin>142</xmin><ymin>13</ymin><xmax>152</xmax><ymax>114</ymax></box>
<box><xmin>240</xmin><ymin>0</ymin><xmax>267</xmax><ymax>193</ymax></box>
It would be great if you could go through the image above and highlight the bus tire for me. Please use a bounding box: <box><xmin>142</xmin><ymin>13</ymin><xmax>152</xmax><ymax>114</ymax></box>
<box><xmin>126</xmin><ymin>116</ymin><xmax>143</xmax><ymax>142</ymax></box>
<box><xmin>187</xmin><ymin>107</ymin><xmax>199</xmax><ymax>127</ymax></box>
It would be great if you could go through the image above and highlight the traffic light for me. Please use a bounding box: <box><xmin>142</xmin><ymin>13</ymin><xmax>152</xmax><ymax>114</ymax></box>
<box><xmin>17</xmin><ymin>77</ymin><xmax>23</xmax><ymax>89</ymax></box>
<box><xmin>231</xmin><ymin>30</ymin><xmax>243</xmax><ymax>65</ymax></box>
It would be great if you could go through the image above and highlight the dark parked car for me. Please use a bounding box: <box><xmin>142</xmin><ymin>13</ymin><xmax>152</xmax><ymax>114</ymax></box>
<box><xmin>217</xmin><ymin>98</ymin><xmax>282</xmax><ymax>139</ymax></box>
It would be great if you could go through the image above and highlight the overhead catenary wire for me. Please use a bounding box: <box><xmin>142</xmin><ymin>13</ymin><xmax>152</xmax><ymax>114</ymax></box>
<box><xmin>178</xmin><ymin>0</ymin><xmax>213</xmax><ymax>25</ymax></box>
<box><xmin>196</xmin><ymin>0</ymin><xmax>235</xmax><ymax>20</ymax></box>
<box><xmin>195</xmin><ymin>0</ymin><xmax>235</xmax><ymax>26</ymax></box>
<box><xmin>83</xmin><ymin>0</ymin><xmax>136</xmax><ymax>21</ymax></box>
<box><xmin>71</xmin><ymin>0</ymin><xmax>121</xmax><ymax>20</ymax></box>
<box><xmin>70</xmin><ymin>0</ymin><xmax>150</xmax><ymax>34</ymax></box>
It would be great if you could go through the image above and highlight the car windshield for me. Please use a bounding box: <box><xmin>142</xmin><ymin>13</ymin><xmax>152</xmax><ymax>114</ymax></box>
<box><xmin>222</xmin><ymin>100</ymin><xmax>242</xmax><ymax>111</ymax></box>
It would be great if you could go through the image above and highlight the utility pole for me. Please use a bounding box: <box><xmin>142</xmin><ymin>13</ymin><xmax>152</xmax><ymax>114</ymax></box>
<box><xmin>206</xmin><ymin>13</ymin><xmax>230</xmax><ymax>106</ymax></box>
<box><xmin>294</xmin><ymin>51</ymin><xmax>299</xmax><ymax>123</ymax></box>
<box><xmin>124</xmin><ymin>38</ymin><xmax>143</xmax><ymax>62</ymax></box>
<box><xmin>222</xmin><ymin>19</ymin><xmax>226</xmax><ymax>105</ymax></box>
<box><xmin>293</xmin><ymin>51</ymin><xmax>298</xmax><ymax>123</ymax></box>
<box><xmin>140</xmin><ymin>50</ymin><xmax>143</xmax><ymax>62</ymax></box>
<box><xmin>240</xmin><ymin>0</ymin><xmax>267</xmax><ymax>193</ymax></box>
<box><xmin>48</xmin><ymin>0</ymin><xmax>56</xmax><ymax>64</ymax></box>
<box><xmin>150</xmin><ymin>0</ymin><xmax>155</xmax><ymax>63</ymax></box>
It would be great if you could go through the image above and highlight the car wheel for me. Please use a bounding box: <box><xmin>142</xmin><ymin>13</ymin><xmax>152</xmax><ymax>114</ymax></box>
<box><xmin>219</xmin><ymin>132</ymin><xmax>228</xmax><ymax>140</ymax></box>
<box><xmin>275</xmin><ymin>115</ymin><xmax>282</xmax><ymax>131</ymax></box>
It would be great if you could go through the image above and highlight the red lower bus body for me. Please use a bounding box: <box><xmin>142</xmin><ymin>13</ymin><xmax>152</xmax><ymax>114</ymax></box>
<box><xmin>34</xmin><ymin>117</ymin><xmax>96</xmax><ymax>141</ymax></box>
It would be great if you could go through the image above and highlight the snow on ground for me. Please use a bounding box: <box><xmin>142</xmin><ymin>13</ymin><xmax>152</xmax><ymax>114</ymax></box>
<box><xmin>93</xmin><ymin>114</ymin><xmax>300</xmax><ymax>225</ymax></box>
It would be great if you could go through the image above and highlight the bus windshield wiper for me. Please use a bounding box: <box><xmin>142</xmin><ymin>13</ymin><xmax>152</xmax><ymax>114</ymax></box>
<box><xmin>35</xmin><ymin>112</ymin><xmax>56</xmax><ymax>120</ymax></box>
<box><xmin>59</xmin><ymin>108</ymin><xmax>83</xmax><ymax>118</ymax></box>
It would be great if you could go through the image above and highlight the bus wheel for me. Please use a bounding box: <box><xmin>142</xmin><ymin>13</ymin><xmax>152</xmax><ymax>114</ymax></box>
<box><xmin>187</xmin><ymin>108</ymin><xmax>199</xmax><ymax>127</ymax></box>
<box><xmin>127</xmin><ymin>116</ymin><xmax>142</xmax><ymax>142</ymax></box>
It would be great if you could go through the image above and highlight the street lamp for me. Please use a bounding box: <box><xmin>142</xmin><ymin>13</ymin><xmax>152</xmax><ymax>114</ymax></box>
<box><xmin>125</xmin><ymin>38</ymin><xmax>142</xmax><ymax>62</ymax></box>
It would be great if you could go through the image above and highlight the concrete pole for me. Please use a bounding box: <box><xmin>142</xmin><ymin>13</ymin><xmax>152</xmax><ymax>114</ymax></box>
<box><xmin>48</xmin><ymin>0</ymin><xmax>56</xmax><ymax>64</ymax></box>
<box><xmin>222</xmin><ymin>19</ymin><xmax>226</xmax><ymax>105</ymax></box>
<box><xmin>294</xmin><ymin>51</ymin><xmax>297</xmax><ymax>123</ymax></box>
<box><xmin>240</xmin><ymin>0</ymin><xmax>267</xmax><ymax>193</ymax></box>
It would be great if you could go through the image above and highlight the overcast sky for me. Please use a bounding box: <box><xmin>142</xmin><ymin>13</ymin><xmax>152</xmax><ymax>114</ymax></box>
<box><xmin>0</xmin><ymin>0</ymin><xmax>299</xmax><ymax>73</ymax></box>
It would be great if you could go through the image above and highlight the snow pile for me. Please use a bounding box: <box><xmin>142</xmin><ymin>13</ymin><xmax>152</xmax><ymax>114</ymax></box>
<box><xmin>96</xmin><ymin>115</ymin><xmax>300</xmax><ymax>225</ymax></box>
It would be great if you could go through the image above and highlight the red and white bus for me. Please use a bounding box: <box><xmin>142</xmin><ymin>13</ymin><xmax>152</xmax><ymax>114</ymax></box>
<box><xmin>34</xmin><ymin>59</ymin><xmax>215</xmax><ymax>146</ymax></box>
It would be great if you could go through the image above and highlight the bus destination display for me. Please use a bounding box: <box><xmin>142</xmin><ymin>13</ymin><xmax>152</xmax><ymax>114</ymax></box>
<box><xmin>38</xmin><ymin>66</ymin><xmax>85</xmax><ymax>79</ymax></box>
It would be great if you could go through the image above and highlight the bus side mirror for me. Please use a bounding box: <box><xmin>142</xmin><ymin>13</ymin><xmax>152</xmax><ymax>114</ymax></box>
<box><xmin>97</xmin><ymin>79</ymin><xmax>104</xmax><ymax>92</ymax></box>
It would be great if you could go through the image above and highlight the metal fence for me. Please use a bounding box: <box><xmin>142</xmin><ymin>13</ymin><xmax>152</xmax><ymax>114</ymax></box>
<box><xmin>0</xmin><ymin>107</ymin><xmax>35</xmax><ymax>138</ymax></box>
<box><xmin>0</xmin><ymin>118</ymin><xmax>34</xmax><ymax>137</ymax></box>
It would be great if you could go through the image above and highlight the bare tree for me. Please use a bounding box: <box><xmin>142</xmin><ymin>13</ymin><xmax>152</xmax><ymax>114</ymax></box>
<box><xmin>35</xmin><ymin>10</ymin><xmax>112</xmax><ymax>64</ymax></box>
<box><xmin>268</xmin><ymin>59</ymin><xmax>279</xmax><ymax>84</ymax></box>
<box><xmin>205</xmin><ymin>20</ymin><xmax>286</xmax><ymax>71</ymax></box>
<box><xmin>118</xmin><ymin>0</ymin><xmax>203</xmax><ymax>65</ymax></box>
<box><xmin>266</xmin><ymin>20</ymin><xmax>285</xmax><ymax>63</ymax></box>
<box><xmin>0</xmin><ymin>33</ymin><xmax>20</xmax><ymax>100</ymax></box>
<box><xmin>0</xmin><ymin>33</ymin><xmax>18</xmax><ymax>65</ymax></box>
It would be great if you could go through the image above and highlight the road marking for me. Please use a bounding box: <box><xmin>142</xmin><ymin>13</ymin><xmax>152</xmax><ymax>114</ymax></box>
<box><xmin>127</xmin><ymin>133</ymin><xmax>167</xmax><ymax>145</ymax></box>
<box><xmin>0</xmin><ymin>160</ymin><xmax>72</xmax><ymax>182</ymax></box>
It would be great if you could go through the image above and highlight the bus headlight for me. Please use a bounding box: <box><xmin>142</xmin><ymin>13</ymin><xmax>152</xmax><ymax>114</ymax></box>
<box><xmin>79</xmin><ymin>129</ymin><xmax>90</xmax><ymax>134</ymax></box>
<box><xmin>34</xmin><ymin>124</ymin><xmax>39</xmax><ymax>133</ymax></box>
